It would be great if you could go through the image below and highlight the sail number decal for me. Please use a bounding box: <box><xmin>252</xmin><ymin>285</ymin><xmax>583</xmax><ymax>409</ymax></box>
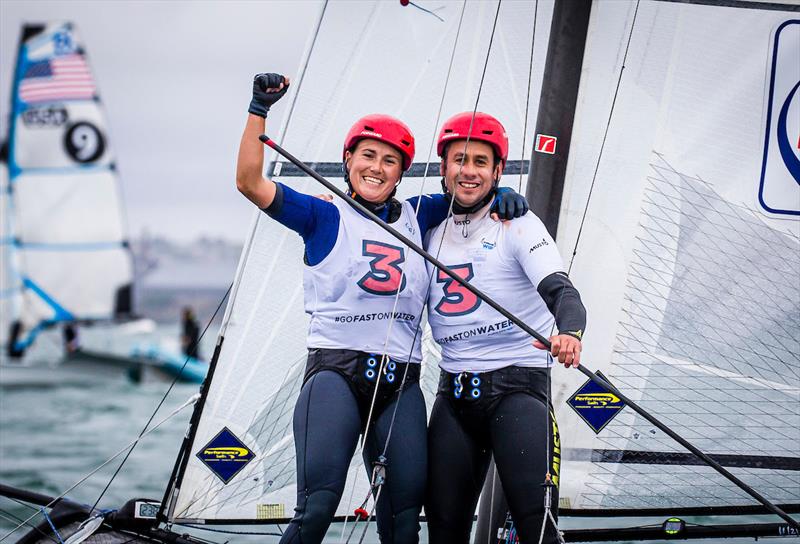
<box><xmin>435</xmin><ymin>263</ymin><xmax>480</xmax><ymax>316</ymax></box>
<box><xmin>358</xmin><ymin>240</ymin><xmax>407</xmax><ymax>296</ymax></box>
<box><xmin>22</xmin><ymin>106</ymin><xmax>68</xmax><ymax>127</ymax></box>
<box><xmin>64</xmin><ymin>121</ymin><xmax>105</xmax><ymax>163</ymax></box>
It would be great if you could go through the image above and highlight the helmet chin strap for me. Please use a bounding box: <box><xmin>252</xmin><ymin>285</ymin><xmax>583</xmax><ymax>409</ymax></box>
<box><xmin>441</xmin><ymin>176</ymin><xmax>498</xmax><ymax>215</ymax></box>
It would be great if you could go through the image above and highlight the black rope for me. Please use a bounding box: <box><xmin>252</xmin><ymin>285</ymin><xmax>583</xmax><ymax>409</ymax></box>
<box><xmin>90</xmin><ymin>283</ymin><xmax>232</xmax><ymax>511</ymax></box>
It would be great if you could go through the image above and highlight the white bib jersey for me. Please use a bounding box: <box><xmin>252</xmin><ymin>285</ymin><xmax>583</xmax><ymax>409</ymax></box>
<box><xmin>304</xmin><ymin>197</ymin><xmax>428</xmax><ymax>363</ymax></box>
<box><xmin>426</xmin><ymin>206</ymin><xmax>565</xmax><ymax>372</ymax></box>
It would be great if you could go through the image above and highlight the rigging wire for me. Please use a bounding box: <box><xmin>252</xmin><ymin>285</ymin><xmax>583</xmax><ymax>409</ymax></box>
<box><xmin>90</xmin><ymin>284</ymin><xmax>231</xmax><ymax>512</ymax></box>
<box><xmin>531</xmin><ymin>3</ymin><xmax>642</xmax><ymax>541</ymax></box>
<box><xmin>339</xmin><ymin>2</ymin><xmax>470</xmax><ymax>538</ymax></box>
<box><xmin>218</xmin><ymin>0</ymin><xmax>329</xmax><ymax>339</ymax></box>
<box><xmin>517</xmin><ymin>0</ymin><xmax>539</xmax><ymax>194</ymax></box>
<box><xmin>377</xmin><ymin>0</ymin><xmax>503</xmax><ymax>465</ymax></box>
<box><xmin>0</xmin><ymin>508</ymin><xmax>58</xmax><ymax>544</ymax></box>
<box><xmin>0</xmin><ymin>394</ymin><xmax>200</xmax><ymax>543</ymax></box>
<box><xmin>260</xmin><ymin>133</ymin><xmax>800</xmax><ymax>531</ymax></box>
<box><xmin>342</xmin><ymin>1</ymin><xmax>504</xmax><ymax>539</ymax></box>
<box><xmin>566</xmin><ymin>1</ymin><xmax>638</xmax><ymax>275</ymax></box>
<box><xmin>167</xmin><ymin>0</ymin><xmax>332</xmax><ymax>521</ymax></box>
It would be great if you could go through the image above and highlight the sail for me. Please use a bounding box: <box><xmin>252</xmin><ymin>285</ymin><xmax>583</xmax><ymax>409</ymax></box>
<box><xmin>165</xmin><ymin>0</ymin><xmax>555</xmax><ymax>523</ymax></box>
<box><xmin>552</xmin><ymin>0</ymin><xmax>799</xmax><ymax>513</ymax></box>
<box><xmin>164</xmin><ymin>0</ymin><xmax>799</xmax><ymax>533</ymax></box>
<box><xmin>1</xmin><ymin>22</ymin><xmax>134</xmax><ymax>355</ymax></box>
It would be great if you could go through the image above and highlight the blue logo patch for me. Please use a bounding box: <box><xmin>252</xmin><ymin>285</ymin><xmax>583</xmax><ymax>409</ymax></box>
<box><xmin>567</xmin><ymin>372</ymin><xmax>626</xmax><ymax>434</ymax></box>
<box><xmin>196</xmin><ymin>427</ymin><xmax>255</xmax><ymax>484</ymax></box>
<box><xmin>758</xmin><ymin>20</ymin><xmax>800</xmax><ymax>217</ymax></box>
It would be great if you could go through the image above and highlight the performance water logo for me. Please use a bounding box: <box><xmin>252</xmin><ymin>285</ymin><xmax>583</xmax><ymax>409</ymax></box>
<box><xmin>567</xmin><ymin>371</ymin><xmax>626</xmax><ymax>434</ymax></box>
<box><xmin>196</xmin><ymin>427</ymin><xmax>255</xmax><ymax>484</ymax></box>
<box><xmin>759</xmin><ymin>20</ymin><xmax>800</xmax><ymax>217</ymax></box>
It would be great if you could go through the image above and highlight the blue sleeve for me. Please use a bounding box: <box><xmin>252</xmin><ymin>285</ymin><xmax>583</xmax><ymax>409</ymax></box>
<box><xmin>406</xmin><ymin>194</ymin><xmax>450</xmax><ymax>236</ymax></box>
<box><xmin>262</xmin><ymin>182</ymin><xmax>340</xmax><ymax>266</ymax></box>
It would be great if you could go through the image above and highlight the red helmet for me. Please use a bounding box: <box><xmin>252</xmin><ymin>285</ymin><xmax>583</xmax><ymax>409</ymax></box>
<box><xmin>343</xmin><ymin>114</ymin><xmax>416</xmax><ymax>171</ymax></box>
<box><xmin>436</xmin><ymin>112</ymin><xmax>508</xmax><ymax>165</ymax></box>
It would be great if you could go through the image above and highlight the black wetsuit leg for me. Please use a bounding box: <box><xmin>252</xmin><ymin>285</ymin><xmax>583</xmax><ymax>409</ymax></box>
<box><xmin>362</xmin><ymin>382</ymin><xmax>428</xmax><ymax>544</ymax></box>
<box><xmin>425</xmin><ymin>395</ymin><xmax>492</xmax><ymax>543</ymax></box>
<box><xmin>490</xmin><ymin>392</ymin><xmax>560</xmax><ymax>544</ymax></box>
<box><xmin>280</xmin><ymin>370</ymin><xmax>362</xmax><ymax>544</ymax></box>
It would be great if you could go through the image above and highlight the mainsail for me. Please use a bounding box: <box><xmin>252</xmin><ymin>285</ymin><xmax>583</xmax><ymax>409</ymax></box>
<box><xmin>1</xmin><ymin>23</ymin><xmax>134</xmax><ymax>357</ymax></box>
<box><xmin>553</xmin><ymin>0</ymin><xmax>800</xmax><ymax>516</ymax></box>
<box><xmin>162</xmin><ymin>0</ymin><xmax>799</xmax><ymax>539</ymax></box>
<box><xmin>164</xmin><ymin>0</ymin><xmax>555</xmax><ymax>523</ymax></box>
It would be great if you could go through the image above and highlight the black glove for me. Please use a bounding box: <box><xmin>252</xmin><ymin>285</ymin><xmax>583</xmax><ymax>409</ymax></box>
<box><xmin>490</xmin><ymin>186</ymin><xmax>529</xmax><ymax>219</ymax></box>
<box><xmin>248</xmin><ymin>73</ymin><xmax>289</xmax><ymax>118</ymax></box>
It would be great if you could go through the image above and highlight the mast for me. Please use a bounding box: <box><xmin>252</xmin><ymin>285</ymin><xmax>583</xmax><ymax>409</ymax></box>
<box><xmin>526</xmin><ymin>0</ymin><xmax>592</xmax><ymax>239</ymax></box>
<box><xmin>473</xmin><ymin>0</ymin><xmax>592</xmax><ymax>541</ymax></box>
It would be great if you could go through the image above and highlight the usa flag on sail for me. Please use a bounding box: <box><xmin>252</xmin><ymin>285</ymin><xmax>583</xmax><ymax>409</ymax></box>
<box><xmin>19</xmin><ymin>53</ymin><xmax>96</xmax><ymax>104</ymax></box>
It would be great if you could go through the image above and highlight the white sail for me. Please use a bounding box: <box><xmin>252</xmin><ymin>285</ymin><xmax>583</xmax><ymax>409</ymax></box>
<box><xmin>165</xmin><ymin>0</ymin><xmax>799</xmax><ymax>530</ymax></box>
<box><xmin>554</xmin><ymin>0</ymin><xmax>799</xmax><ymax>511</ymax></box>
<box><xmin>1</xmin><ymin>22</ymin><xmax>134</xmax><ymax>356</ymax></box>
<box><xmin>167</xmin><ymin>0</ymin><xmax>555</xmax><ymax>522</ymax></box>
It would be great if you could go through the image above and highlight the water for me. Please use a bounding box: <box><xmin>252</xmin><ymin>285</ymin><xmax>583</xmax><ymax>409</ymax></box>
<box><xmin>0</xmin><ymin>328</ymin><xmax>791</xmax><ymax>543</ymax></box>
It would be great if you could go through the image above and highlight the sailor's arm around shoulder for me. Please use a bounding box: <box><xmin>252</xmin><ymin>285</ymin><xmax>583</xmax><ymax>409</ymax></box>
<box><xmin>235</xmin><ymin>73</ymin><xmax>290</xmax><ymax>209</ymax></box>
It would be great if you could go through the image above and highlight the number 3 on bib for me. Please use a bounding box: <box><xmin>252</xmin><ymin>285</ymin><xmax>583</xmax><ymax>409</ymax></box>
<box><xmin>358</xmin><ymin>240</ymin><xmax>407</xmax><ymax>296</ymax></box>
<box><xmin>435</xmin><ymin>263</ymin><xmax>480</xmax><ymax>316</ymax></box>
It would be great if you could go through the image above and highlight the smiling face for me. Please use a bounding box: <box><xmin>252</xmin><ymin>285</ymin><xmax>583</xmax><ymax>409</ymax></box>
<box><xmin>344</xmin><ymin>139</ymin><xmax>404</xmax><ymax>203</ymax></box>
<box><xmin>440</xmin><ymin>140</ymin><xmax>502</xmax><ymax>208</ymax></box>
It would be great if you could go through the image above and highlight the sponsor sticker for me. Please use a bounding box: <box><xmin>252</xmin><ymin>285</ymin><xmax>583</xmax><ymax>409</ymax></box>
<box><xmin>535</xmin><ymin>134</ymin><xmax>557</xmax><ymax>155</ymax></box>
<box><xmin>758</xmin><ymin>20</ymin><xmax>800</xmax><ymax>217</ymax></box>
<box><xmin>196</xmin><ymin>427</ymin><xmax>255</xmax><ymax>484</ymax></box>
<box><xmin>567</xmin><ymin>371</ymin><xmax>626</xmax><ymax>434</ymax></box>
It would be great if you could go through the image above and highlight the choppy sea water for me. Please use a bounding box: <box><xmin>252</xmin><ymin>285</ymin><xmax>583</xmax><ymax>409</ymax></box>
<box><xmin>0</xmin><ymin>328</ymin><xmax>787</xmax><ymax>543</ymax></box>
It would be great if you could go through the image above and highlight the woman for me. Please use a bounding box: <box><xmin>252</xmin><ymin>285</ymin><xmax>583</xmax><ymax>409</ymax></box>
<box><xmin>236</xmin><ymin>74</ymin><xmax>528</xmax><ymax>544</ymax></box>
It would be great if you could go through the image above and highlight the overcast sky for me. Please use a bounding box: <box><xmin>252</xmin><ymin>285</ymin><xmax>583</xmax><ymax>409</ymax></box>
<box><xmin>0</xmin><ymin>1</ymin><xmax>321</xmax><ymax>243</ymax></box>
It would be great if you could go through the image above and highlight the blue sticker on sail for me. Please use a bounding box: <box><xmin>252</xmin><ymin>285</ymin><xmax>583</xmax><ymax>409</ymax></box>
<box><xmin>567</xmin><ymin>371</ymin><xmax>625</xmax><ymax>434</ymax></box>
<box><xmin>196</xmin><ymin>427</ymin><xmax>255</xmax><ymax>484</ymax></box>
<box><xmin>758</xmin><ymin>20</ymin><xmax>800</xmax><ymax>217</ymax></box>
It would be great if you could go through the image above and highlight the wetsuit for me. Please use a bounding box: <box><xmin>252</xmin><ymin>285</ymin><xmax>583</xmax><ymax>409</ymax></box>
<box><xmin>424</xmin><ymin>205</ymin><xmax>586</xmax><ymax>544</ymax></box>
<box><xmin>266</xmin><ymin>183</ymin><xmax>449</xmax><ymax>544</ymax></box>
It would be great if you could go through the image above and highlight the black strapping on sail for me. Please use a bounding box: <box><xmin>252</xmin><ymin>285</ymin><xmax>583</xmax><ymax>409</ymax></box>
<box><xmin>268</xmin><ymin>160</ymin><xmax>530</xmax><ymax>178</ymax></box>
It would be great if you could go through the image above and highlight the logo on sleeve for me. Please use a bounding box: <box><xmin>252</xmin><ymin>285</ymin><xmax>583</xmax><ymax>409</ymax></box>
<box><xmin>435</xmin><ymin>263</ymin><xmax>481</xmax><ymax>316</ymax></box>
<box><xmin>529</xmin><ymin>238</ymin><xmax>549</xmax><ymax>253</ymax></box>
<box><xmin>358</xmin><ymin>240</ymin><xmax>407</xmax><ymax>296</ymax></box>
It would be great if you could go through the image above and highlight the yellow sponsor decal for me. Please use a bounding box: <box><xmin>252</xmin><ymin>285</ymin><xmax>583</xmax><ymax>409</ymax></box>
<box><xmin>573</xmin><ymin>392</ymin><xmax>621</xmax><ymax>407</ymax></box>
<box><xmin>203</xmin><ymin>447</ymin><xmax>251</xmax><ymax>460</ymax></box>
<box><xmin>550</xmin><ymin>410</ymin><xmax>560</xmax><ymax>487</ymax></box>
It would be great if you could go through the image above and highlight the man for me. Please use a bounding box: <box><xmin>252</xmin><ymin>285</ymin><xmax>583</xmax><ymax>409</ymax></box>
<box><xmin>181</xmin><ymin>306</ymin><xmax>201</xmax><ymax>359</ymax></box>
<box><xmin>424</xmin><ymin>112</ymin><xmax>586</xmax><ymax>543</ymax></box>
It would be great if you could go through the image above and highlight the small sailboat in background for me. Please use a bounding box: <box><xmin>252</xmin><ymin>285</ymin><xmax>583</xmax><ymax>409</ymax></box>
<box><xmin>0</xmin><ymin>22</ymin><xmax>206</xmax><ymax>386</ymax></box>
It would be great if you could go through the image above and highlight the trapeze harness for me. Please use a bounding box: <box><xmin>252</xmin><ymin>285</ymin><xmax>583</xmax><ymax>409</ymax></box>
<box><xmin>424</xmin><ymin>205</ymin><xmax>586</xmax><ymax>544</ymax></box>
<box><xmin>265</xmin><ymin>183</ymin><xmax>449</xmax><ymax>544</ymax></box>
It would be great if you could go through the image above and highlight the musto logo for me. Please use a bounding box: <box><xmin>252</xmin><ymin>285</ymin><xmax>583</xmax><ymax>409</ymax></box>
<box><xmin>759</xmin><ymin>20</ymin><xmax>800</xmax><ymax>216</ymax></box>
